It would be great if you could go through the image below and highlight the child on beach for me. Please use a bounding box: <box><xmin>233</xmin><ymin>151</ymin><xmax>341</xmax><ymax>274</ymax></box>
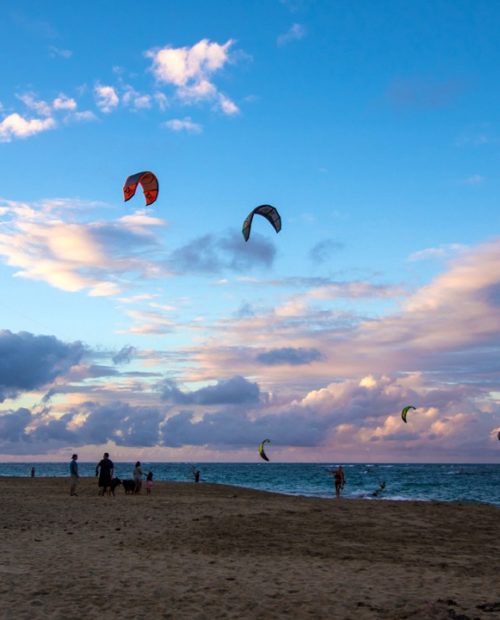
<box><xmin>146</xmin><ymin>471</ymin><xmax>153</xmax><ymax>495</ymax></box>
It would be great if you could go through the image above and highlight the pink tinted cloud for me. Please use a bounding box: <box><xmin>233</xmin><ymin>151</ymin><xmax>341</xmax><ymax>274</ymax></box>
<box><xmin>0</xmin><ymin>199</ymin><xmax>169</xmax><ymax>296</ymax></box>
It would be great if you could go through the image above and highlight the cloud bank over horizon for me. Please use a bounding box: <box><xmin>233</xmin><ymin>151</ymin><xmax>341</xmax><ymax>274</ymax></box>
<box><xmin>1</xmin><ymin>237</ymin><xmax>500</xmax><ymax>460</ymax></box>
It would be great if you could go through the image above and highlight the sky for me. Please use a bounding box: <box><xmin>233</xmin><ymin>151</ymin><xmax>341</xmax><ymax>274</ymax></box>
<box><xmin>1</xmin><ymin>0</ymin><xmax>500</xmax><ymax>462</ymax></box>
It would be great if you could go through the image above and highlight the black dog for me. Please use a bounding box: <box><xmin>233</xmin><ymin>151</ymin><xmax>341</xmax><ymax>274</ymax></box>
<box><xmin>110</xmin><ymin>477</ymin><xmax>122</xmax><ymax>496</ymax></box>
<box><xmin>122</xmin><ymin>479</ymin><xmax>136</xmax><ymax>494</ymax></box>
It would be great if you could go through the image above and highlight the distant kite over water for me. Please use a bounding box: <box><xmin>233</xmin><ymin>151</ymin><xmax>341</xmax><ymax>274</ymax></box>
<box><xmin>123</xmin><ymin>171</ymin><xmax>159</xmax><ymax>206</ymax></box>
<box><xmin>242</xmin><ymin>205</ymin><xmax>281</xmax><ymax>241</ymax></box>
<box><xmin>259</xmin><ymin>439</ymin><xmax>271</xmax><ymax>462</ymax></box>
<box><xmin>401</xmin><ymin>406</ymin><xmax>416</xmax><ymax>423</ymax></box>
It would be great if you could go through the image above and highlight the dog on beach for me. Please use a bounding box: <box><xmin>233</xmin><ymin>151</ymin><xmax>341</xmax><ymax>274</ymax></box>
<box><xmin>122</xmin><ymin>479</ymin><xmax>136</xmax><ymax>494</ymax></box>
<box><xmin>110</xmin><ymin>477</ymin><xmax>122</xmax><ymax>496</ymax></box>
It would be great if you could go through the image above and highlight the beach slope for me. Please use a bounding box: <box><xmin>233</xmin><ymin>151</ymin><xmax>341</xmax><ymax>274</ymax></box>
<box><xmin>0</xmin><ymin>477</ymin><xmax>499</xmax><ymax>619</ymax></box>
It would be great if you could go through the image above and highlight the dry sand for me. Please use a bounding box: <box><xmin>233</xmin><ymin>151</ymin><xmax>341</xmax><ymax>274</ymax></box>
<box><xmin>0</xmin><ymin>476</ymin><xmax>499</xmax><ymax>620</ymax></box>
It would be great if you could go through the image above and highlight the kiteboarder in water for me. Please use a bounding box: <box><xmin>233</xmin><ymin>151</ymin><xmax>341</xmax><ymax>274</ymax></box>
<box><xmin>372</xmin><ymin>481</ymin><xmax>386</xmax><ymax>497</ymax></box>
<box><xmin>329</xmin><ymin>465</ymin><xmax>345</xmax><ymax>498</ymax></box>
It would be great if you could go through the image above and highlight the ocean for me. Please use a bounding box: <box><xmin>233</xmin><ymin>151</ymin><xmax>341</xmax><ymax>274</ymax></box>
<box><xmin>2</xmin><ymin>462</ymin><xmax>499</xmax><ymax>506</ymax></box>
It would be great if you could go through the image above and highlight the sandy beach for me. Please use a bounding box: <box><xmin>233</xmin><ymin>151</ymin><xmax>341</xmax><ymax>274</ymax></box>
<box><xmin>0</xmin><ymin>477</ymin><xmax>499</xmax><ymax>620</ymax></box>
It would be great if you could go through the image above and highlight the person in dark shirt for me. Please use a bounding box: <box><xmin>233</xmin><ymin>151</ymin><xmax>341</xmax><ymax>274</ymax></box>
<box><xmin>95</xmin><ymin>452</ymin><xmax>114</xmax><ymax>496</ymax></box>
<box><xmin>69</xmin><ymin>454</ymin><xmax>79</xmax><ymax>496</ymax></box>
<box><xmin>145</xmin><ymin>471</ymin><xmax>153</xmax><ymax>495</ymax></box>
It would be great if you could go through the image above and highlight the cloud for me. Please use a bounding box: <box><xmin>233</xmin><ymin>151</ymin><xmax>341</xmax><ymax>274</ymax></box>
<box><xmin>17</xmin><ymin>93</ymin><xmax>52</xmax><ymax>116</ymax></box>
<box><xmin>279</xmin><ymin>0</ymin><xmax>306</xmax><ymax>12</ymax></box>
<box><xmin>94</xmin><ymin>85</ymin><xmax>119</xmax><ymax>113</ymax></box>
<box><xmin>164</xmin><ymin>117</ymin><xmax>202</xmax><ymax>133</ymax></box>
<box><xmin>218</xmin><ymin>94</ymin><xmax>239</xmax><ymax>115</ymax></box>
<box><xmin>161</xmin><ymin>408</ymin><xmax>320</xmax><ymax>448</ymax></box>
<box><xmin>146</xmin><ymin>39</ymin><xmax>239</xmax><ymax>115</ymax></box>
<box><xmin>277</xmin><ymin>23</ymin><xmax>306</xmax><ymax>46</ymax></box>
<box><xmin>10</xmin><ymin>11</ymin><xmax>57</xmax><ymax>38</ymax></box>
<box><xmin>168</xmin><ymin>232</ymin><xmax>276</xmax><ymax>274</ymax></box>
<box><xmin>461</xmin><ymin>174</ymin><xmax>485</xmax><ymax>186</ymax></box>
<box><xmin>0</xmin><ymin>198</ymin><xmax>169</xmax><ymax>296</ymax></box>
<box><xmin>154</xmin><ymin>92</ymin><xmax>169</xmax><ymax>111</ymax></box>
<box><xmin>22</xmin><ymin>402</ymin><xmax>165</xmax><ymax>449</ymax></box>
<box><xmin>73</xmin><ymin>402</ymin><xmax>164</xmax><ymax>446</ymax></box>
<box><xmin>122</xmin><ymin>86</ymin><xmax>152</xmax><ymax>110</ymax></box>
<box><xmin>455</xmin><ymin>125</ymin><xmax>496</xmax><ymax>147</ymax></box>
<box><xmin>52</xmin><ymin>95</ymin><xmax>77</xmax><ymax>111</ymax></box>
<box><xmin>120</xmin><ymin>309</ymin><xmax>176</xmax><ymax>335</ymax></box>
<box><xmin>66</xmin><ymin>110</ymin><xmax>97</xmax><ymax>123</ymax></box>
<box><xmin>1</xmin><ymin>366</ymin><xmax>497</xmax><ymax>459</ymax></box>
<box><xmin>48</xmin><ymin>45</ymin><xmax>72</xmax><ymax>59</ymax></box>
<box><xmin>2</xmin><ymin>230</ymin><xmax>500</xmax><ymax>460</ymax></box>
<box><xmin>160</xmin><ymin>375</ymin><xmax>260</xmax><ymax>405</ymax></box>
<box><xmin>0</xmin><ymin>330</ymin><xmax>84</xmax><ymax>401</ymax></box>
<box><xmin>0</xmin><ymin>91</ymin><xmax>88</xmax><ymax>142</ymax></box>
<box><xmin>0</xmin><ymin>113</ymin><xmax>56</xmax><ymax>142</ymax></box>
<box><xmin>408</xmin><ymin>244</ymin><xmax>466</xmax><ymax>262</ymax></box>
<box><xmin>0</xmin><ymin>403</ymin><xmax>153</xmax><ymax>453</ymax></box>
<box><xmin>309</xmin><ymin>239</ymin><xmax>343</xmax><ymax>263</ymax></box>
<box><xmin>234</xmin><ymin>302</ymin><xmax>255</xmax><ymax>318</ymax></box>
<box><xmin>187</xmin><ymin>238</ymin><xmax>500</xmax><ymax>405</ymax></box>
<box><xmin>117</xmin><ymin>293</ymin><xmax>159</xmax><ymax>305</ymax></box>
<box><xmin>0</xmin><ymin>408</ymin><xmax>33</xmax><ymax>445</ymax></box>
<box><xmin>112</xmin><ymin>345</ymin><xmax>137</xmax><ymax>365</ymax></box>
<box><xmin>256</xmin><ymin>347</ymin><xmax>322</xmax><ymax>366</ymax></box>
<box><xmin>93</xmin><ymin>83</ymin><xmax>168</xmax><ymax>114</ymax></box>
<box><xmin>386</xmin><ymin>78</ymin><xmax>466</xmax><ymax>109</ymax></box>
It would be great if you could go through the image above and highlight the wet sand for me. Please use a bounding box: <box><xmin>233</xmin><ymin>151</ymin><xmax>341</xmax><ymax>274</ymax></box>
<box><xmin>0</xmin><ymin>476</ymin><xmax>499</xmax><ymax>619</ymax></box>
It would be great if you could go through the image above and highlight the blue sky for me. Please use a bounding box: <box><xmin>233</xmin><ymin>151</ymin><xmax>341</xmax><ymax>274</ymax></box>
<box><xmin>1</xmin><ymin>0</ymin><xmax>500</xmax><ymax>462</ymax></box>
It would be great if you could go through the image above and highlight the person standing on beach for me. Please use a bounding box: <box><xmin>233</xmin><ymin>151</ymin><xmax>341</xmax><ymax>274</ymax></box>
<box><xmin>329</xmin><ymin>465</ymin><xmax>345</xmax><ymax>498</ymax></box>
<box><xmin>133</xmin><ymin>461</ymin><xmax>143</xmax><ymax>494</ymax></box>
<box><xmin>192</xmin><ymin>466</ymin><xmax>201</xmax><ymax>483</ymax></box>
<box><xmin>69</xmin><ymin>454</ymin><xmax>79</xmax><ymax>496</ymax></box>
<box><xmin>30</xmin><ymin>466</ymin><xmax>35</xmax><ymax>478</ymax></box>
<box><xmin>145</xmin><ymin>471</ymin><xmax>153</xmax><ymax>495</ymax></box>
<box><xmin>95</xmin><ymin>452</ymin><xmax>114</xmax><ymax>496</ymax></box>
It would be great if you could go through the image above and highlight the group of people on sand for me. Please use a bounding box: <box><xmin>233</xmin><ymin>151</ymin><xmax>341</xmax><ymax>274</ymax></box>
<box><xmin>69</xmin><ymin>453</ymin><xmax>153</xmax><ymax>497</ymax></box>
<box><xmin>69</xmin><ymin>456</ymin><xmax>381</xmax><ymax>499</ymax></box>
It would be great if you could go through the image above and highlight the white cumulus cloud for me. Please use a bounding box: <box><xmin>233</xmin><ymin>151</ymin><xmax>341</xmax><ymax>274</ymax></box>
<box><xmin>94</xmin><ymin>85</ymin><xmax>119</xmax><ymax>113</ymax></box>
<box><xmin>277</xmin><ymin>23</ymin><xmax>306</xmax><ymax>46</ymax></box>
<box><xmin>146</xmin><ymin>39</ymin><xmax>239</xmax><ymax>115</ymax></box>
<box><xmin>0</xmin><ymin>113</ymin><xmax>56</xmax><ymax>142</ymax></box>
<box><xmin>52</xmin><ymin>95</ymin><xmax>77</xmax><ymax>111</ymax></box>
<box><xmin>164</xmin><ymin>117</ymin><xmax>202</xmax><ymax>133</ymax></box>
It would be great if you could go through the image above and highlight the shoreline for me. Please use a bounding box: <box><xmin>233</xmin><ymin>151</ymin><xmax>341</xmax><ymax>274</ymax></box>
<box><xmin>1</xmin><ymin>477</ymin><xmax>499</xmax><ymax>619</ymax></box>
<box><xmin>2</xmin><ymin>473</ymin><xmax>499</xmax><ymax>507</ymax></box>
